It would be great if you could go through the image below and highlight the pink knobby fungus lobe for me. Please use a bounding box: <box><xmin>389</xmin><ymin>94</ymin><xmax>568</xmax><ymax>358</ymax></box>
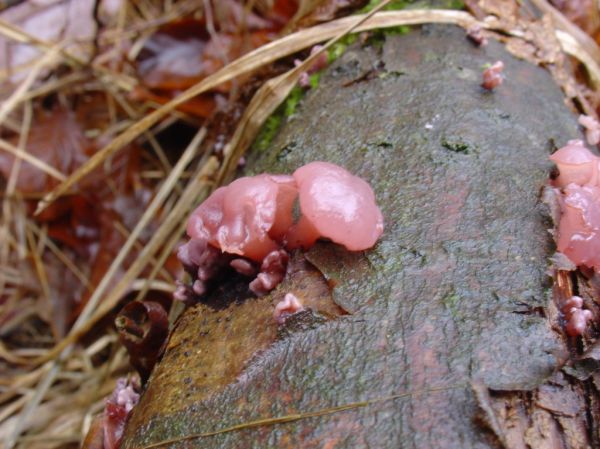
<box><xmin>103</xmin><ymin>377</ymin><xmax>140</xmax><ymax>449</ymax></box>
<box><xmin>550</xmin><ymin>140</ymin><xmax>600</xmax><ymax>335</ymax></box>
<box><xmin>294</xmin><ymin>45</ymin><xmax>328</xmax><ymax>88</ymax></box>
<box><xmin>481</xmin><ymin>61</ymin><xmax>504</xmax><ymax>90</ymax></box>
<box><xmin>561</xmin><ymin>296</ymin><xmax>592</xmax><ymax>336</ymax></box>
<box><xmin>578</xmin><ymin>114</ymin><xmax>600</xmax><ymax>146</ymax></box>
<box><xmin>176</xmin><ymin>162</ymin><xmax>384</xmax><ymax>301</ymax></box>
<box><xmin>273</xmin><ymin>293</ymin><xmax>305</xmax><ymax>324</ymax></box>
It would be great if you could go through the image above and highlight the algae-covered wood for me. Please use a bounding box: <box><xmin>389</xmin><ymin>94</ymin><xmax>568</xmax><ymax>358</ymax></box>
<box><xmin>122</xmin><ymin>26</ymin><xmax>581</xmax><ymax>448</ymax></box>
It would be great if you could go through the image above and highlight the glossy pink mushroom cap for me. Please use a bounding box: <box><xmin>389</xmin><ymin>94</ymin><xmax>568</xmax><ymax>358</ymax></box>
<box><xmin>286</xmin><ymin>161</ymin><xmax>384</xmax><ymax>251</ymax></box>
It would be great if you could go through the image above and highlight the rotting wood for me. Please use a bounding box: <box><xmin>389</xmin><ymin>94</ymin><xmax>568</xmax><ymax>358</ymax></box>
<box><xmin>122</xmin><ymin>26</ymin><xmax>595</xmax><ymax>449</ymax></box>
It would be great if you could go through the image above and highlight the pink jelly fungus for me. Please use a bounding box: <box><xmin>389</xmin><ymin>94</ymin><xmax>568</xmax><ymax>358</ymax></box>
<box><xmin>294</xmin><ymin>45</ymin><xmax>328</xmax><ymax>88</ymax></box>
<box><xmin>561</xmin><ymin>296</ymin><xmax>592</xmax><ymax>336</ymax></box>
<box><xmin>481</xmin><ymin>61</ymin><xmax>504</xmax><ymax>90</ymax></box>
<box><xmin>273</xmin><ymin>293</ymin><xmax>304</xmax><ymax>324</ymax></box>
<box><xmin>249</xmin><ymin>249</ymin><xmax>288</xmax><ymax>296</ymax></box>
<box><xmin>566</xmin><ymin>309</ymin><xmax>592</xmax><ymax>336</ymax></box>
<box><xmin>579</xmin><ymin>114</ymin><xmax>600</xmax><ymax>146</ymax></box>
<box><xmin>286</xmin><ymin>161</ymin><xmax>384</xmax><ymax>251</ymax></box>
<box><xmin>103</xmin><ymin>378</ymin><xmax>140</xmax><ymax>449</ymax></box>
<box><xmin>178</xmin><ymin>162</ymin><xmax>384</xmax><ymax>299</ymax></box>
<box><xmin>556</xmin><ymin>184</ymin><xmax>600</xmax><ymax>272</ymax></box>
<box><xmin>550</xmin><ymin>140</ymin><xmax>599</xmax><ymax>188</ymax></box>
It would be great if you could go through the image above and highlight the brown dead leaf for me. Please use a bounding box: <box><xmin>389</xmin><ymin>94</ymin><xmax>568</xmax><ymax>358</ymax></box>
<box><xmin>0</xmin><ymin>107</ymin><xmax>92</xmax><ymax>193</ymax></box>
<box><xmin>296</xmin><ymin>0</ymin><xmax>367</xmax><ymax>28</ymax></box>
<box><xmin>549</xmin><ymin>0</ymin><xmax>600</xmax><ymax>37</ymax></box>
<box><xmin>0</xmin><ymin>0</ymin><xmax>97</xmax><ymax>84</ymax></box>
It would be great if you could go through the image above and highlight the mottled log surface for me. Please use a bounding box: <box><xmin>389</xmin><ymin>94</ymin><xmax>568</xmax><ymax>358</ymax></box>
<box><xmin>122</xmin><ymin>26</ymin><xmax>587</xmax><ymax>449</ymax></box>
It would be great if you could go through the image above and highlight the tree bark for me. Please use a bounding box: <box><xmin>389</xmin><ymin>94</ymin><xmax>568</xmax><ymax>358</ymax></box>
<box><xmin>122</xmin><ymin>25</ymin><xmax>590</xmax><ymax>449</ymax></box>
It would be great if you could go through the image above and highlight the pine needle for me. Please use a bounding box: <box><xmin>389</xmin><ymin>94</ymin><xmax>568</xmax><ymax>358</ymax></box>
<box><xmin>139</xmin><ymin>384</ymin><xmax>464</xmax><ymax>449</ymax></box>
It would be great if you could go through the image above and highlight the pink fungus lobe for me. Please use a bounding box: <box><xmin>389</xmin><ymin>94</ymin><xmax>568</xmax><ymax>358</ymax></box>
<box><xmin>188</xmin><ymin>174</ymin><xmax>296</xmax><ymax>262</ymax></box>
<box><xmin>286</xmin><ymin>161</ymin><xmax>384</xmax><ymax>251</ymax></box>
<box><xmin>561</xmin><ymin>296</ymin><xmax>592</xmax><ymax>337</ymax></box>
<box><xmin>578</xmin><ymin>114</ymin><xmax>600</xmax><ymax>146</ymax></box>
<box><xmin>481</xmin><ymin>61</ymin><xmax>504</xmax><ymax>90</ymax></box>
<box><xmin>273</xmin><ymin>293</ymin><xmax>305</xmax><ymax>324</ymax></box>
<box><xmin>295</xmin><ymin>45</ymin><xmax>328</xmax><ymax>88</ymax></box>
<box><xmin>550</xmin><ymin>139</ymin><xmax>598</xmax><ymax>188</ymax></box>
<box><xmin>566</xmin><ymin>309</ymin><xmax>592</xmax><ymax>336</ymax></box>
<box><xmin>249</xmin><ymin>249</ymin><xmax>289</xmax><ymax>296</ymax></box>
<box><xmin>103</xmin><ymin>378</ymin><xmax>140</xmax><ymax>449</ymax></box>
<box><xmin>556</xmin><ymin>184</ymin><xmax>600</xmax><ymax>272</ymax></box>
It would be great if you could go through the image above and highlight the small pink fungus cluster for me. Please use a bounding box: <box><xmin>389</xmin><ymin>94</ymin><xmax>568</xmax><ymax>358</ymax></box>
<box><xmin>294</xmin><ymin>45</ymin><xmax>328</xmax><ymax>88</ymax></box>
<box><xmin>561</xmin><ymin>296</ymin><xmax>592</xmax><ymax>337</ymax></box>
<box><xmin>550</xmin><ymin>140</ymin><xmax>600</xmax><ymax>272</ymax></box>
<box><xmin>481</xmin><ymin>61</ymin><xmax>504</xmax><ymax>90</ymax></box>
<box><xmin>103</xmin><ymin>378</ymin><xmax>140</xmax><ymax>449</ymax></box>
<box><xmin>550</xmin><ymin>140</ymin><xmax>600</xmax><ymax>336</ymax></box>
<box><xmin>175</xmin><ymin>162</ymin><xmax>384</xmax><ymax>301</ymax></box>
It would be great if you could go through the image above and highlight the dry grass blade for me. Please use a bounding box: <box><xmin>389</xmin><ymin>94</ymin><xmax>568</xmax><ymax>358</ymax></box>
<box><xmin>65</xmin><ymin>126</ymin><xmax>204</xmax><ymax>342</ymax></box>
<box><xmin>29</xmin><ymin>222</ymin><xmax>92</xmax><ymax>291</ymax></box>
<box><xmin>555</xmin><ymin>30</ymin><xmax>600</xmax><ymax>89</ymax></box>
<box><xmin>529</xmin><ymin>0</ymin><xmax>600</xmax><ymax>69</ymax></box>
<box><xmin>3</xmin><ymin>129</ymin><xmax>207</xmax><ymax>447</ymax></box>
<box><xmin>0</xmin><ymin>138</ymin><xmax>66</xmax><ymax>182</ymax></box>
<box><xmin>35</xmin><ymin>9</ymin><xmax>481</xmax><ymax>215</ymax></box>
<box><xmin>0</xmin><ymin>18</ymin><xmax>136</xmax><ymax>90</ymax></box>
<box><xmin>4</xmin><ymin>129</ymin><xmax>206</xmax><ymax>448</ymax></box>
<box><xmin>216</xmin><ymin>0</ymin><xmax>391</xmax><ymax>185</ymax></box>
<box><xmin>34</xmin><ymin>155</ymin><xmax>219</xmax><ymax>364</ymax></box>
<box><xmin>0</xmin><ymin>44</ymin><xmax>62</xmax><ymax>123</ymax></box>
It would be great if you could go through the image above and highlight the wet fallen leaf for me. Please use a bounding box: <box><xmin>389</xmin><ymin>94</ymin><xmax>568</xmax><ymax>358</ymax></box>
<box><xmin>0</xmin><ymin>0</ymin><xmax>97</xmax><ymax>83</ymax></box>
<box><xmin>296</xmin><ymin>0</ymin><xmax>369</xmax><ymax>27</ymax></box>
<box><xmin>0</xmin><ymin>107</ymin><xmax>92</xmax><ymax>193</ymax></box>
<box><xmin>136</xmin><ymin>19</ymin><xmax>274</xmax><ymax>91</ymax></box>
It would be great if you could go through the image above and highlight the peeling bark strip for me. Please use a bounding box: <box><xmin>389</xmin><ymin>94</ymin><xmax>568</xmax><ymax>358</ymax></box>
<box><xmin>123</xmin><ymin>26</ymin><xmax>585</xmax><ymax>448</ymax></box>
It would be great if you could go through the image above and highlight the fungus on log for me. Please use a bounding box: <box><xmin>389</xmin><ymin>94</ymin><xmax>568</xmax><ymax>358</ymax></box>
<box><xmin>122</xmin><ymin>26</ymin><xmax>590</xmax><ymax>449</ymax></box>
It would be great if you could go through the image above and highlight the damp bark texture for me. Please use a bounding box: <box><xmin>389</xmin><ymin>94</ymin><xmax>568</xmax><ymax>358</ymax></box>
<box><xmin>122</xmin><ymin>26</ymin><xmax>586</xmax><ymax>449</ymax></box>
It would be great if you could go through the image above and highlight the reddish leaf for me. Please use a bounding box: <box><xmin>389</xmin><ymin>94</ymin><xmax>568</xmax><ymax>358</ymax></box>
<box><xmin>0</xmin><ymin>108</ymin><xmax>93</xmax><ymax>193</ymax></box>
<box><xmin>136</xmin><ymin>19</ymin><xmax>273</xmax><ymax>91</ymax></box>
<box><xmin>130</xmin><ymin>86</ymin><xmax>217</xmax><ymax>118</ymax></box>
<box><xmin>296</xmin><ymin>0</ymin><xmax>368</xmax><ymax>27</ymax></box>
<box><xmin>270</xmin><ymin>0</ymin><xmax>300</xmax><ymax>24</ymax></box>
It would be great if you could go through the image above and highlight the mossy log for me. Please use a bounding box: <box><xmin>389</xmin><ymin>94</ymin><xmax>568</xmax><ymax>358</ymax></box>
<box><xmin>122</xmin><ymin>26</ymin><xmax>590</xmax><ymax>449</ymax></box>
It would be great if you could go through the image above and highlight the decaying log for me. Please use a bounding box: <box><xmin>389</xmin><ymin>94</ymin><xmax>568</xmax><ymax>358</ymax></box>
<box><xmin>121</xmin><ymin>26</ymin><xmax>592</xmax><ymax>448</ymax></box>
